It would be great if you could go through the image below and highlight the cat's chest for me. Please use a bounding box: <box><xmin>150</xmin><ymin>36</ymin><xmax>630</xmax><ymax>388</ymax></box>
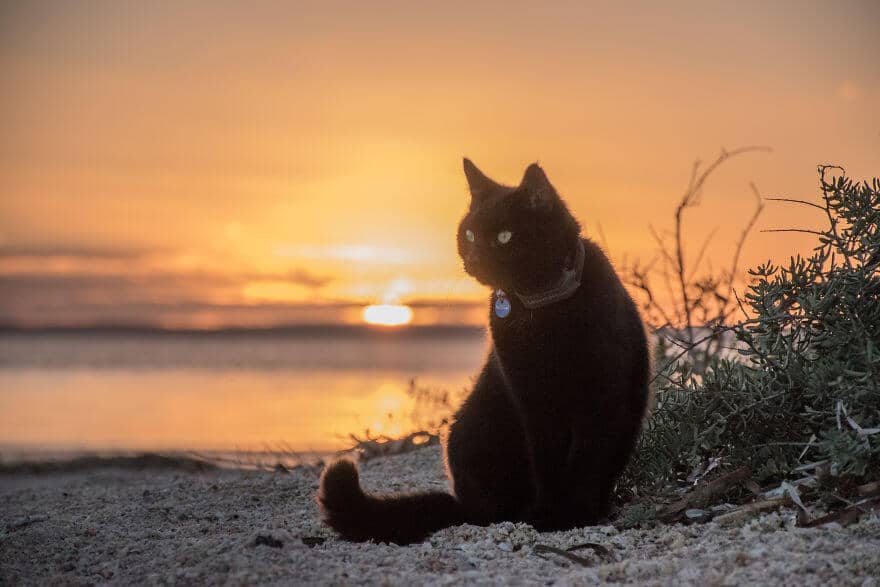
<box><xmin>488</xmin><ymin>290</ymin><xmax>531</xmax><ymax>335</ymax></box>
<box><xmin>490</xmin><ymin>292</ymin><xmax>579</xmax><ymax>356</ymax></box>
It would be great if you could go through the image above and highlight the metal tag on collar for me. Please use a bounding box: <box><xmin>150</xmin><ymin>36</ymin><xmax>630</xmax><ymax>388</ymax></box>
<box><xmin>494</xmin><ymin>289</ymin><xmax>511</xmax><ymax>318</ymax></box>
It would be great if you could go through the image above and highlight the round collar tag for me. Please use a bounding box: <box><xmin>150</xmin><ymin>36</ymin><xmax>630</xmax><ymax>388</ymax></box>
<box><xmin>495</xmin><ymin>290</ymin><xmax>511</xmax><ymax>318</ymax></box>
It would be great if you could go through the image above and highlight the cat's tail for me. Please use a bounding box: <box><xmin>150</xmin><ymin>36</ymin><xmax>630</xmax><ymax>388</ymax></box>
<box><xmin>317</xmin><ymin>459</ymin><xmax>465</xmax><ymax>545</ymax></box>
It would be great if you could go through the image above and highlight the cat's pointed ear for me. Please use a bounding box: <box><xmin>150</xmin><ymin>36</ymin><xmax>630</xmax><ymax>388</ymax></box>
<box><xmin>519</xmin><ymin>162</ymin><xmax>556</xmax><ymax>210</ymax></box>
<box><xmin>463</xmin><ymin>158</ymin><xmax>498</xmax><ymax>205</ymax></box>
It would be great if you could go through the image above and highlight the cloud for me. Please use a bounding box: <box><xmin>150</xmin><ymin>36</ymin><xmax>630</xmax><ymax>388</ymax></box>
<box><xmin>0</xmin><ymin>248</ymin><xmax>336</xmax><ymax>327</ymax></box>
<box><xmin>0</xmin><ymin>273</ymin><xmax>333</xmax><ymax>328</ymax></box>
<box><xmin>275</xmin><ymin>244</ymin><xmax>424</xmax><ymax>265</ymax></box>
<box><xmin>277</xmin><ymin>268</ymin><xmax>334</xmax><ymax>289</ymax></box>
<box><xmin>0</xmin><ymin>247</ymin><xmax>487</xmax><ymax>329</ymax></box>
<box><xmin>0</xmin><ymin>244</ymin><xmax>153</xmax><ymax>260</ymax></box>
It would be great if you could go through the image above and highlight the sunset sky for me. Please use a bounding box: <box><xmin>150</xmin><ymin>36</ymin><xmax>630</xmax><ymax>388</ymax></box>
<box><xmin>1</xmin><ymin>1</ymin><xmax>878</xmax><ymax>328</ymax></box>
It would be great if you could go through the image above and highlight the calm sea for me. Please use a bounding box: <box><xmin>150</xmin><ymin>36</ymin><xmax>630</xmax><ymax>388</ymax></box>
<box><xmin>0</xmin><ymin>328</ymin><xmax>487</xmax><ymax>462</ymax></box>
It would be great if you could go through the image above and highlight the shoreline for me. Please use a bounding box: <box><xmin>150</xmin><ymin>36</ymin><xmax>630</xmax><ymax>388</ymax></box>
<box><xmin>2</xmin><ymin>445</ymin><xmax>878</xmax><ymax>585</ymax></box>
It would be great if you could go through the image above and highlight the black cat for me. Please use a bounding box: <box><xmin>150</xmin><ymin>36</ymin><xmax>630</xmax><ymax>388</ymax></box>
<box><xmin>317</xmin><ymin>159</ymin><xmax>650</xmax><ymax>544</ymax></box>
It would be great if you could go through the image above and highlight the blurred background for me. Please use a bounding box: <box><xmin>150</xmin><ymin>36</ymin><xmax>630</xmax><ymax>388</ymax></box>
<box><xmin>1</xmin><ymin>1</ymin><xmax>877</xmax><ymax>462</ymax></box>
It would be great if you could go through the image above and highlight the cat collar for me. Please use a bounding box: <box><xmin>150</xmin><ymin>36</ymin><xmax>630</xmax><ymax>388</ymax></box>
<box><xmin>514</xmin><ymin>239</ymin><xmax>586</xmax><ymax>309</ymax></box>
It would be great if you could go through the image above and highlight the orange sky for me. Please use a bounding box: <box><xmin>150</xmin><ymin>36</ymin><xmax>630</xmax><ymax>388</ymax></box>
<box><xmin>1</xmin><ymin>1</ymin><xmax>878</xmax><ymax>328</ymax></box>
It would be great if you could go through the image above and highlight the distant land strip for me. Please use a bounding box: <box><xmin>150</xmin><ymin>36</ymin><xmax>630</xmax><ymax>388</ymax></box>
<box><xmin>0</xmin><ymin>323</ymin><xmax>487</xmax><ymax>338</ymax></box>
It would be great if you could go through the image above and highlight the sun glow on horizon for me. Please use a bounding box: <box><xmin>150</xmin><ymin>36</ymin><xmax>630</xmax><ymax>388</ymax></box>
<box><xmin>362</xmin><ymin>304</ymin><xmax>414</xmax><ymax>327</ymax></box>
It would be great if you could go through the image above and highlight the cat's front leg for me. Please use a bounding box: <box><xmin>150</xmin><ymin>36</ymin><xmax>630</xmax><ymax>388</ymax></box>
<box><xmin>522</xmin><ymin>420</ymin><xmax>609</xmax><ymax>531</ymax></box>
<box><xmin>518</xmin><ymin>412</ymin><xmax>581</xmax><ymax>530</ymax></box>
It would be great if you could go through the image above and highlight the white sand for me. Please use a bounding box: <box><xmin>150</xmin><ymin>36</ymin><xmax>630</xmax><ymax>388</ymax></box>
<box><xmin>2</xmin><ymin>446</ymin><xmax>878</xmax><ymax>585</ymax></box>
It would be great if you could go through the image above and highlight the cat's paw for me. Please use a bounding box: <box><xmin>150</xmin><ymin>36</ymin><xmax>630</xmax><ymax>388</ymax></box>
<box><xmin>523</xmin><ymin>504</ymin><xmax>573</xmax><ymax>532</ymax></box>
<box><xmin>524</xmin><ymin>501</ymin><xmax>603</xmax><ymax>532</ymax></box>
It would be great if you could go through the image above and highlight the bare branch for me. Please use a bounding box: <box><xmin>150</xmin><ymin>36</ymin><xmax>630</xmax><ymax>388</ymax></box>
<box><xmin>718</xmin><ymin>182</ymin><xmax>766</xmax><ymax>321</ymax></box>
<box><xmin>650</xmin><ymin>314</ymin><xmax>798</xmax><ymax>385</ymax></box>
<box><xmin>732</xmin><ymin>287</ymin><xmax>750</xmax><ymax>322</ymax></box>
<box><xmin>648</xmin><ymin>224</ymin><xmax>677</xmax><ymax>268</ymax></box>
<box><xmin>761</xmin><ymin>228</ymin><xmax>824</xmax><ymax>236</ymax></box>
<box><xmin>687</xmin><ymin>225</ymin><xmax>720</xmax><ymax>282</ymax></box>
<box><xmin>673</xmin><ymin>146</ymin><xmax>772</xmax><ymax>342</ymax></box>
<box><xmin>765</xmin><ymin>197</ymin><xmax>825</xmax><ymax>211</ymax></box>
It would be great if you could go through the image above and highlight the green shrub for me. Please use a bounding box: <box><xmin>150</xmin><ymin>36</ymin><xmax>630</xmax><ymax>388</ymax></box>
<box><xmin>625</xmin><ymin>167</ymin><xmax>880</xmax><ymax>494</ymax></box>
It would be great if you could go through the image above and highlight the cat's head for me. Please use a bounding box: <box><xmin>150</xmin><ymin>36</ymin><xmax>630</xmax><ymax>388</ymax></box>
<box><xmin>457</xmin><ymin>158</ymin><xmax>581</xmax><ymax>291</ymax></box>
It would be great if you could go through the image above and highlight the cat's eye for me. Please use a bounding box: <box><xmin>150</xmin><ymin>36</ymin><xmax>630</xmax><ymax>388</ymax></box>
<box><xmin>497</xmin><ymin>230</ymin><xmax>512</xmax><ymax>245</ymax></box>
<box><xmin>465</xmin><ymin>229</ymin><xmax>475</xmax><ymax>242</ymax></box>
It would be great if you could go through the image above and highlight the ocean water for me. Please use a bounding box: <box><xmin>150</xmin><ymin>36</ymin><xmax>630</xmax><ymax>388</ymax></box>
<box><xmin>0</xmin><ymin>328</ymin><xmax>488</xmax><ymax>461</ymax></box>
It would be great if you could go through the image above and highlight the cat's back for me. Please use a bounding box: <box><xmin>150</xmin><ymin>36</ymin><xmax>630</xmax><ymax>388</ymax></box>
<box><xmin>577</xmin><ymin>238</ymin><xmax>644</xmax><ymax>336</ymax></box>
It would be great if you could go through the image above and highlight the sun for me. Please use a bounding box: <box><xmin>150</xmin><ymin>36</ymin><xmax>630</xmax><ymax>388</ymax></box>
<box><xmin>362</xmin><ymin>304</ymin><xmax>414</xmax><ymax>327</ymax></box>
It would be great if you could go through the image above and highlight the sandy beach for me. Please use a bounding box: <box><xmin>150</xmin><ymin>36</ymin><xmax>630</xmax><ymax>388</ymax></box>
<box><xmin>2</xmin><ymin>445</ymin><xmax>878</xmax><ymax>585</ymax></box>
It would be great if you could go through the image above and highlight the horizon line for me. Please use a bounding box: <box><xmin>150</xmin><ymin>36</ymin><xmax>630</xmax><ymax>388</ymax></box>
<box><xmin>0</xmin><ymin>323</ymin><xmax>488</xmax><ymax>336</ymax></box>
